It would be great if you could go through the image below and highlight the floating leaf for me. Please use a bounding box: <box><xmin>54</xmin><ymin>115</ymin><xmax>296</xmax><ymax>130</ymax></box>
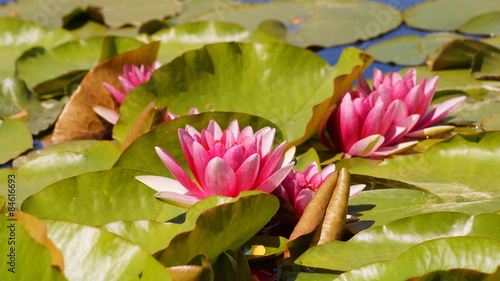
<box><xmin>460</xmin><ymin>11</ymin><xmax>500</xmax><ymax>36</ymax></box>
<box><xmin>428</xmin><ymin>39</ymin><xmax>500</xmax><ymax>72</ymax></box>
<box><xmin>366</xmin><ymin>33</ymin><xmax>467</xmax><ymax>65</ymax></box>
<box><xmin>348</xmin><ymin>132</ymin><xmax>500</xmax><ymax>227</ymax></box>
<box><xmin>0</xmin><ymin>119</ymin><xmax>32</xmax><ymax>164</ymax></box>
<box><xmin>114</xmin><ymin>112</ymin><xmax>283</xmax><ymax>177</ymax></box>
<box><xmin>150</xmin><ymin>21</ymin><xmax>251</xmax><ymax>63</ymax></box>
<box><xmin>16</xmin><ymin>211</ymin><xmax>65</xmax><ymax>273</ymax></box>
<box><xmin>0</xmin><ymin>0</ymin><xmax>182</xmax><ymax>29</ymax></box>
<box><xmin>0</xmin><ymin>17</ymin><xmax>75</xmax><ymax>79</ymax></box>
<box><xmin>114</xmin><ymin>42</ymin><xmax>334</xmax><ymax>145</ymax></box>
<box><xmin>22</xmin><ymin>169</ymin><xmax>185</xmax><ymax>225</ymax></box>
<box><xmin>0</xmin><ymin>141</ymin><xmax>120</xmax><ymax>208</ymax></box>
<box><xmin>335</xmin><ymin>236</ymin><xmax>500</xmax><ymax>281</ymax></box>
<box><xmin>100</xmin><ymin>220</ymin><xmax>180</xmax><ymax>254</ymax></box>
<box><xmin>409</xmin><ymin>66</ymin><xmax>500</xmax><ymax>98</ymax></box>
<box><xmin>0</xmin><ymin>77</ymin><xmax>68</xmax><ymax>135</ymax></box>
<box><xmin>404</xmin><ymin>0</ymin><xmax>500</xmax><ymax>32</ymax></box>
<box><xmin>44</xmin><ymin>219</ymin><xmax>173</xmax><ymax>281</ymax></box>
<box><xmin>180</xmin><ymin>0</ymin><xmax>402</xmax><ymax>47</ymax></box>
<box><xmin>296</xmin><ymin>212</ymin><xmax>500</xmax><ymax>272</ymax></box>
<box><xmin>243</xmin><ymin>236</ymin><xmax>287</xmax><ymax>260</ymax></box>
<box><xmin>471</xmin><ymin>47</ymin><xmax>500</xmax><ymax>80</ymax></box>
<box><xmin>0</xmin><ymin>213</ymin><xmax>67</xmax><ymax>280</ymax></box>
<box><xmin>16</xmin><ymin>37</ymin><xmax>103</xmax><ymax>89</ymax></box>
<box><xmin>154</xmin><ymin>192</ymin><xmax>279</xmax><ymax>267</ymax></box>
<box><xmin>51</xmin><ymin>41</ymin><xmax>160</xmax><ymax>143</ymax></box>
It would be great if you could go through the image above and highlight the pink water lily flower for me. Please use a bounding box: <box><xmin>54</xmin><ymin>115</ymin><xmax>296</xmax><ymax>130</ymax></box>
<box><xmin>274</xmin><ymin>162</ymin><xmax>365</xmax><ymax>217</ymax></box>
<box><xmin>104</xmin><ymin>61</ymin><xmax>162</xmax><ymax>105</ymax></box>
<box><xmin>319</xmin><ymin>68</ymin><xmax>466</xmax><ymax>158</ymax></box>
<box><xmin>94</xmin><ymin>61</ymin><xmax>162</xmax><ymax>124</ymax></box>
<box><xmin>136</xmin><ymin>120</ymin><xmax>295</xmax><ymax>207</ymax></box>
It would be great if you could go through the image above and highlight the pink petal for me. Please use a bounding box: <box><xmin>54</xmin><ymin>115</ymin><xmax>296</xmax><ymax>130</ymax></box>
<box><xmin>154</xmin><ymin>191</ymin><xmax>200</xmax><ymax>208</ymax></box>
<box><xmin>135</xmin><ymin>175</ymin><xmax>189</xmax><ymax>194</ymax></box>
<box><xmin>102</xmin><ymin>82</ymin><xmax>126</xmax><ymax>104</ymax></box>
<box><xmin>204</xmin><ymin>157</ymin><xmax>236</xmax><ymax>196</ymax></box>
<box><xmin>320</xmin><ymin>164</ymin><xmax>336</xmax><ymax>178</ymax></box>
<box><xmin>383</xmin><ymin>114</ymin><xmax>419</xmax><ymax>145</ymax></box>
<box><xmin>294</xmin><ymin>189</ymin><xmax>314</xmax><ymax>217</ymax></box>
<box><xmin>402</xmin><ymin>68</ymin><xmax>417</xmax><ymax>85</ymax></box>
<box><xmin>93</xmin><ymin>106</ymin><xmax>119</xmax><ymax>125</ymax></box>
<box><xmin>348</xmin><ymin>134</ymin><xmax>385</xmax><ymax>157</ymax></box>
<box><xmin>349</xmin><ymin>184</ymin><xmax>366</xmax><ymax>199</ymax></box>
<box><xmin>415</xmin><ymin>96</ymin><xmax>466</xmax><ymax>130</ymax></box>
<box><xmin>405</xmin><ymin>125</ymin><xmax>455</xmax><ymax>138</ymax></box>
<box><xmin>403</xmin><ymin>84</ymin><xmax>421</xmax><ymax>115</ymax></box>
<box><xmin>190</xmin><ymin>142</ymin><xmax>211</xmax><ymax>187</ymax></box>
<box><xmin>371</xmin><ymin>141</ymin><xmax>418</xmax><ymax>157</ymax></box>
<box><xmin>208</xmin><ymin>143</ymin><xmax>227</xmax><ymax>158</ymax></box>
<box><xmin>254</xmin><ymin>142</ymin><xmax>286</xmax><ymax>187</ymax></box>
<box><xmin>308</xmin><ymin>173</ymin><xmax>323</xmax><ymax>188</ymax></box>
<box><xmin>255</xmin><ymin>162</ymin><xmax>294</xmax><ymax>193</ymax></box>
<box><xmin>208</xmin><ymin>120</ymin><xmax>223</xmax><ymax>139</ymax></box>
<box><xmin>336</xmin><ymin>93</ymin><xmax>361</xmax><ymax>152</ymax></box>
<box><xmin>223</xmin><ymin>145</ymin><xmax>246</xmax><ymax>171</ymax></box>
<box><xmin>234</xmin><ymin>154</ymin><xmax>260</xmax><ymax>193</ymax></box>
<box><xmin>155</xmin><ymin>147</ymin><xmax>205</xmax><ymax>197</ymax></box>
<box><xmin>303</xmin><ymin>162</ymin><xmax>319</xmax><ymax>180</ymax></box>
<box><xmin>360</xmin><ymin>102</ymin><xmax>385</xmax><ymax>138</ymax></box>
<box><xmin>118</xmin><ymin>76</ymin><xmax>135</xmax><ymax>93</ymax></box>
<box><xmin>226</xmin><ymin>119</ymin><xmax>240</xmax><ymax>140</ymax></box>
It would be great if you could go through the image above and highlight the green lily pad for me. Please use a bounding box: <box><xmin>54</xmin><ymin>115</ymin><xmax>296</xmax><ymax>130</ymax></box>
<box><xmin>482</xmin><ymin>37</ymin><xmax>500</xmax><ymax>49</ymax></box>
<box><xmin>0</xmin><ymin>141</ymin><xmax>121</xmax><ymax>208</ymax></box>
<box><xmin>0</xmin><ymin>0</ymin><xmax>182</xmax><ymax>29</ymax></box>
<box><xmin>113</xmin><ymin>42</ymin><xmax>332</xmax><ymax>144</ymax></box>
<box><xmin>100</xmin><ymin>220</ymin><xmax>181</xmax><ymax>254</ymax></box>
<box><xmin>0</xmin><ymin>17</ymin><xmax>75</xmax><ymax>80</ymax></box>
<box><xmin>335</xmin><ymin>236</ymin><xmax>500</xmax><ymax>280</ymax></box>
<box><xmin>460</xmin><ymin>11</ymin><xmax>500</xmax><ymax>36</ymax></box>
<box><xmin>295</xmin><ymin>212</ymin><xmax>500</xmax><ymax>272</ymax></box>
<box><xmin>16</xmin><ymin>35</ymin><xmax>147</xmax><ymax>91</ymax></box>
<box><xmin>16</xmin><ymin>36</ymin><xmax>103</xmax><ymax>89</ymax></box>
<box><xmin>150</xmin><ymin>21</ymin><xmax>251</xmax><ymax>63</ymax></box>
<box><xmin>0</xmin><ymin>214</ymin><xmax>67</xmax><ymax>280</ymax></box>
<box><xmin>428</xmin><ymin>39</ymin><xmax>500</xmax><ymax>72</ymax></box>
<box><xmin>154</xmin><ymin>192</ymin><xmax>279</xmax><ymax>266</ymax></box>
<box><xmin>366</xmin><ymin>33</ymin><xmax>467</xmax><ymax>65</ymax></box>
<box><xmin>348</xmin><ymin>132</ymin><xmax>500</xmax><ymax>227</ymax></box>
<box><xmin>0</xmin><ymin>77</ymin><xmax>68</xmax><ymax>135</ymax></box>
<box><xmin>446</xmin><ymin>92</ymin><xmax>500</xmax><ymax>127</ymax></box>
<box><xmin>179</xmin><ymin>0</ymin><xmax>401</xmax><ymax>47</ymax></box>
<box><xmin>410</xmin><ymin>66</ymin><xmax>500</xmax><ymax>98</ymax></box>
<box><xmin>43</xmin><ymin>219</ymin><xmax>172</xmax><ymax>281</ymax></box>
<box><xmin>404</xmin><ymin>0</ymin><xmax>500</xmax><ymax>32</ymax></box>
<box><xmin>22</xmin><ymin>169</ymin><xmax>185</xmax><ymax>225</ymax></box>
<box><xmin>471</xmin><ymin>46</ymin><xmax>500</xmax><ymax>80</ymax></box>
<box><xmin>243</xmin><ymin>235</ymin><xmax>287</xmax><ymax>260</ymax></box>
<box><xmin>0</xmin><ymin>118</ymin><xmax>32</xmax><ymax>164</ymax></box>
<box><xmin>114</xmin><ymin>112</ymin><xmax>284</xmax><ymax>178</ymax></box>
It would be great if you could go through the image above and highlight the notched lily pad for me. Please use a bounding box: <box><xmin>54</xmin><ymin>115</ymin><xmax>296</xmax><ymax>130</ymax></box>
<box><xmin>366</xmin><ymin>33</ymin><xmax>467</xmax><ymax>66</ymax></box>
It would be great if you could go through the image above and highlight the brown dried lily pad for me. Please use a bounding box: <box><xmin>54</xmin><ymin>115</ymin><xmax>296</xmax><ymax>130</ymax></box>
<box><xmin>51</xmin><ymin>41</ymin><xmax>160</xmax><ymax>143</ymax></box>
